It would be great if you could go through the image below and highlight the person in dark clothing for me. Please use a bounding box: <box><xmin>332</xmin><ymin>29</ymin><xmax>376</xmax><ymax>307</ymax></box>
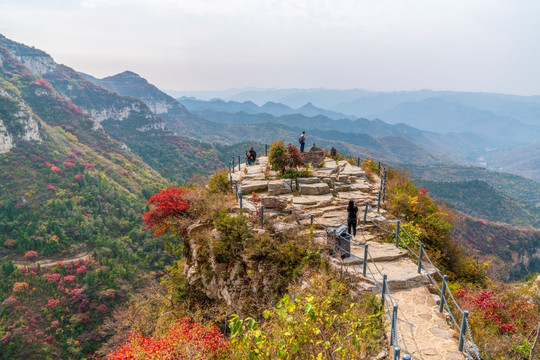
<box><xmin>347</xmin><ymin>199</ymin><xmax>358</xmax><ymax>237</ymax></box>
<box><xmin>330</xmin><ymin>147</ymin><xmax>337</xmax><ymax>158</ymax></box>
<box><xmin>246</xmin><ymin>146</ymin><xmax>257</xmax><ymax>166</ymax></box>
<box><xmin>299</xmin><ymin>131</ymin><xmax>306</xmax><ymax>152</ymax></box>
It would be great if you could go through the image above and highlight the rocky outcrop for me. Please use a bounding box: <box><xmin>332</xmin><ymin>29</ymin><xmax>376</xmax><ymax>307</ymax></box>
<box><xmin>0</xmin><ymin>120</ymin><xmax>14</xmax><ymax>153</ymax></box>
<box><xmin>16</xmin><ymin>55</ymin><xmax>57</xmax><ymax>75</ymax></box>
<box><xmin>0</xmin><ymin>88</ymin><xmax>41</xmax><ymax>153</ymax></box>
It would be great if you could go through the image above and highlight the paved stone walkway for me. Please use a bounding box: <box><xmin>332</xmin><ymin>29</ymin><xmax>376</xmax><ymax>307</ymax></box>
<box><xmin>233</xmin><ymin>156</ymin><xmax>464</xmax><ymax>359</ymax></box>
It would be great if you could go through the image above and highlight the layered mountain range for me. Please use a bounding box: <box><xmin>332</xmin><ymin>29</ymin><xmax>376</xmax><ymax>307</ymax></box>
<box><xmin>0</xmin><ymin>32</ymin><xmax>539</xmax><ymax>358</ymax></box>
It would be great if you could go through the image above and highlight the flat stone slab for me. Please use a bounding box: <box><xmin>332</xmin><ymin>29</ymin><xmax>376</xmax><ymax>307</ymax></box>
<box><xmin>350</xmin><ymin>241</ymin><xmax>408</xmax><ymax>262</ymax></box>
<box><xmin>297</xmin><ymin>177</ymin><xmax>320</xmax><ymax>184</ymax></box>
<box><xmin>346</xmin><ymin>258</ymin><xmax>434</xmax><ymax>290</ymax></box>
<box><xmin>299</xmin><ymin>182</ymin><xmax>330</xmax><ymax>195</ymax></box>
<box><xmin>336</xmin><ymin>191</ymin><xmax>371</xmax><ymax>201</ymax></box>
<box><xmin>292</xmin><ymin>194</ymin><xmax>333</xmax><ymax>206</ymax></box>
<box><xmin>239</xmin><ymin>180</ymin><xmax>268</xmax><ymax>193</ymax></box>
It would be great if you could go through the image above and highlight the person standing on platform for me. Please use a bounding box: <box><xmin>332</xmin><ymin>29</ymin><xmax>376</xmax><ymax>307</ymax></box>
<box><xmin>347</xmin><ymin>200</ymin><xmax>358</xmax><ymax>238</ymax></box>
<box><xmin>299</xmin><ymin>131</ymin><xmax>306</xmax><ymax>152</ymax></box>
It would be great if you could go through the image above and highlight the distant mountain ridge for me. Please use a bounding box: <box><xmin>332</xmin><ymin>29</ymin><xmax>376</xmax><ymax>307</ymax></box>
<box><xmin>178</xmin><ymin>97</ymin><xmax>354</xmax><ymax>120</ymax></box>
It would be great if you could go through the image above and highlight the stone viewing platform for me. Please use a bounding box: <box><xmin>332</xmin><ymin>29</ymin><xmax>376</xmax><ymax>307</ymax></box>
<box><xmin>231</xmin><ymin>156</ymin><xmax>378</xmax><ymax>222</ymax></box>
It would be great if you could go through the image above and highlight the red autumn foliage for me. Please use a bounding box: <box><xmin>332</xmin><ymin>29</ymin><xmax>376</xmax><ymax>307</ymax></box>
<box><xmin>85</xmin><ymin>163</ymin><xmax>95</xmax><ymax>169</ymax></box>
<box><xmin>24</xmin><ymin>250</ymin><xmax>39</xmax><ymax>260</ymax></box>
<box><xmin>286</xmin><ymin>143</ymin><xmax>305</xmax><ymax>168</ymax></box>
<box><xmin>75</xmin><ymin>174</ymin><xmax>84</xmax><ymax>182</ymax></box>
<box><xmin>76</xmin><ymin>265</ymin><xmax>87</xmax><ymax>274</ymax></box>
<box><xmin>99</xmin><ymin>317</ymin><xmax>230</xmax><ymax>359</ymax></box>
<box><xmin>457</xmin><ymin>288</ymin><xmax>537</xmax><ymax>336</ymax></box>
<box><xmin>63</xmin><ymin>161</ymin><xmax>75</xmax><ymax>167</ymax></box>
<box><xmin>418</xmin><ymin>188</ymin><xmax>429</xmax><ymax>195</ymax></box>
<box><xmin>46</xmin><ymin>299</ymin><xmax>61</xmax><ymax>309</ymax></box>
<box><xmin>63</xmin><ymin>275</ymin><xmax>76</xmax><ymax>282</ymax></box>
<box><xmin>142</xmin><ymin>187</ymin><xmax>191</xmax><ymax>237</ymax></box>
<box><xmin>43</xmin><ymin>273</ymin><xmax>62</xmax><ymax>283</ymax></box>
<box><xmin>50</xmin><ymin>166</ymin><xmax>62</xmax><ymax>174</ymax></box>
<box><xmin>46</xmin><ymin>184</ymin><xmax>55</xmax><ymax>190</ymax></box>
<box><xmin>13</xmin><ymin>282</ymin><xmax>29</xmax><ymax>293</ymax></box>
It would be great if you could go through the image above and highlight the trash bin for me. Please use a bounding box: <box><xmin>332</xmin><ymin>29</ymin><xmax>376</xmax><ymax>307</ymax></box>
<box><xmin>326</xmin><ymin>225</ymin><xmax>351</xmax><ymax>259</ymax></box>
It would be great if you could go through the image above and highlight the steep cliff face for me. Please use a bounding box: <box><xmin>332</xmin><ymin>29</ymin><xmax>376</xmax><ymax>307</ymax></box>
<box><xmin>0</xmin><ymin>82</ymin><xmax>41</xmax><ymax>153</ymax></box>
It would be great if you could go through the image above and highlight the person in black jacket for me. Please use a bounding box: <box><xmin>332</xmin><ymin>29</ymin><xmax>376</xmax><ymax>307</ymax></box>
<box><xmin>347</xmin><ymin>200</ymin><xmax>358</xmax><ymax>237</ymax></box>
<box><xmin>246</xmin><ymin>146</ymin><xmax>257</xmax><ymax>166</ymax></box>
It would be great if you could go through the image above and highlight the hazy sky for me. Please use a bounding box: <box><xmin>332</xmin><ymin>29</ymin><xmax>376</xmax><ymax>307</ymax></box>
<box><xmin>0</xmin><ymin>0</ymin><xmax>539</xmax><ymax>95</ymax></box>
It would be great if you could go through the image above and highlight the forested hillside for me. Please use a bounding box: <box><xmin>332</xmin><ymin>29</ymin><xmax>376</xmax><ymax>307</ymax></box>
<box><xmin>414</xmin><ymin>179</ymin><xmax>540</xmax><ymax>228</ymax></box>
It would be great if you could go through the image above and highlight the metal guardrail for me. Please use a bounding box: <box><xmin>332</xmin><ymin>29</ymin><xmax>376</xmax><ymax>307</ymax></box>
<box><xmin>363</xmin><ymin>202</ymin><xmax>482</xmax><ymax>360</ymax></box>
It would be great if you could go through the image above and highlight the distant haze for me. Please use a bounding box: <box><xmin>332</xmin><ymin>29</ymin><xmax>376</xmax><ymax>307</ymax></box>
<box><xmin>1</xmin><ymin>0</ymin><xmax>539</xmax><ymax>96</ymax></box>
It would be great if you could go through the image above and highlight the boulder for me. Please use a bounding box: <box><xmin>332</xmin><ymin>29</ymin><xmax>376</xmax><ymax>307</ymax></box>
<box><xmin>301</xmin><ymin>145</ymin><xmax>325</xmax><ymax>166</ymax></box>
<box><xmin>262</xmin><ymin>196</ymin><xmax>288</xmax><ymax>209</ymax></box>
<box><xmin>267</xmin><ymin>179</ymin><xmax>294</xmax><ymax>195</ymax></box>
<box><xmin>299</xmin><ymin>183</ymin><xmax>330</xmax><ymax>195</ymax></box>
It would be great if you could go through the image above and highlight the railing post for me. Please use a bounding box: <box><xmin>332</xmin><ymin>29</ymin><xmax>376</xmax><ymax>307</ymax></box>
<box><xmin>393</xmin><ymin>347</ymin><xmax>401</xmax><ymax>360</ymax></box>
<box><xmin>458</xmin><ymin>310</ymin><xmax>469</xmax><ymax>352</ymax></box>
<box><xmin>390</xmin><ymin>304</ymin><xmax>398</xmax><ymax>346</ymax></box>
<box><xmin>378</xmin><ymin>162</ymin><xmax>381</xmax><ymax>176</ymax></box>
<box><xmin>381</xmin><ymin>274</ymin><xmax>387</xmax><ymax>306</ymax></box>
<box><xmin>238</xmin><ymin>156</ymin><xmax>240</xmax><ymax>171</ymax></box>
<box><xmin>402</xmin><ymin>354</ymin><xmax>411</xmax><ymax>360</ymax></box>
<box><xmin>377</xmin><ymin>191</ymin><xmax>381</xmax><ymax>212</ymax></box>
<box><xmin>417</xmin><ymin>243</ymin><xmax>424</xmax><ymax>274</ymax></box>
<box><xmin>357</xmin><ymin>157</ymin><xmax>360</xmax><ymax>167</ymax></box>
<box><xmin>239</xmin><ymin>193</ymin><xmax>243</xmax><ymax>210</ymax></box>
<box><xmin>363</xmin><ymin>202</ymin><xmax>369</xmax><ymax>225</ymax></box>
<box><xmin>439</xmin><ymin>275</ymin><xmax>448</xmax><ymax>313</ymax></box>
<box><xmin>229</xmin><ymin>163</ymin><xmax>233</xmax><ymax>190</ymax></box>
<box><xmin>363</xmin><ymin>244</ymin><xmax>368</xmax><ymax>276</ymax></box>
<box><xmin>395</xmin><ymin>221</ymin><xmax>400</xmax><ymax>248</ymax></box>
<box><xmin>235</xmin><ymin>181</ymin><xmax>238</xmax><ymax>201</ymax></box>
<box><xmin>232</xmin><ymin>157</ymin><xmax>235</xmax><ymax>172</ymax></box>
<box><xmin>260</xmin><ymin>205</ymin><xmax>264</xmax><ymax>228</ymax></box>
<box><xmin>380</xmin><ymin>168</ymin><xmax>385</xmax><ymax>189</ymax></box>
<box><xmin>310</xmin><ymin>214</ymin><xmax>314</xmax><ymax>227</ymax></box>
<box><xmin>265</xmin><ymin>144</ymin><xmax>268</xmax><ymax>156</ymax></box>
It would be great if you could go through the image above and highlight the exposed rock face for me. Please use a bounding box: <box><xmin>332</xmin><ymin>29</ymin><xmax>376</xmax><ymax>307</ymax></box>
<box><xmin>183</xmin><ymin>234</ymin><xmax>277</xmax><ymax>309</ymax></box>
<box><xmin>0</xmin><ymin>120</ymin><xmax>14</xmax><ymax>153</ymax></box>
<box><xmin>16</xmin><ymin>55</ymin><xmax>57</xmax><ymax>75</ymax></box>
<box><xmin>0</xmin><ymin>88</ymin><xmax>42</xmax><ymax>154</ymax></box>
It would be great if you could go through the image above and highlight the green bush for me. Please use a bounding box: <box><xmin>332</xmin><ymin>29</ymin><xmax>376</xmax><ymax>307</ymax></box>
<box><xmin>212</xmin><ymin>209</ymin><xmax>252</xmax><ymax>259</ymax></box>
<box><xmin>208</xmin><ymin>170</ymin><xmax>231</xmax><ymax>193</ymax></box>
<box><xmin>229</xmin><ymin>273</ymin><xmax>384</xmax><ymax>359</ymax></box>
<box><xmin>282</xmin><ymin>168</ymin><xmax>310</xmax><ymax>180</ymax></box>
<box><xmin>268</xmin><ymin>140</ymin><xmax>287</xmax><ymax>173</ymax></box>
